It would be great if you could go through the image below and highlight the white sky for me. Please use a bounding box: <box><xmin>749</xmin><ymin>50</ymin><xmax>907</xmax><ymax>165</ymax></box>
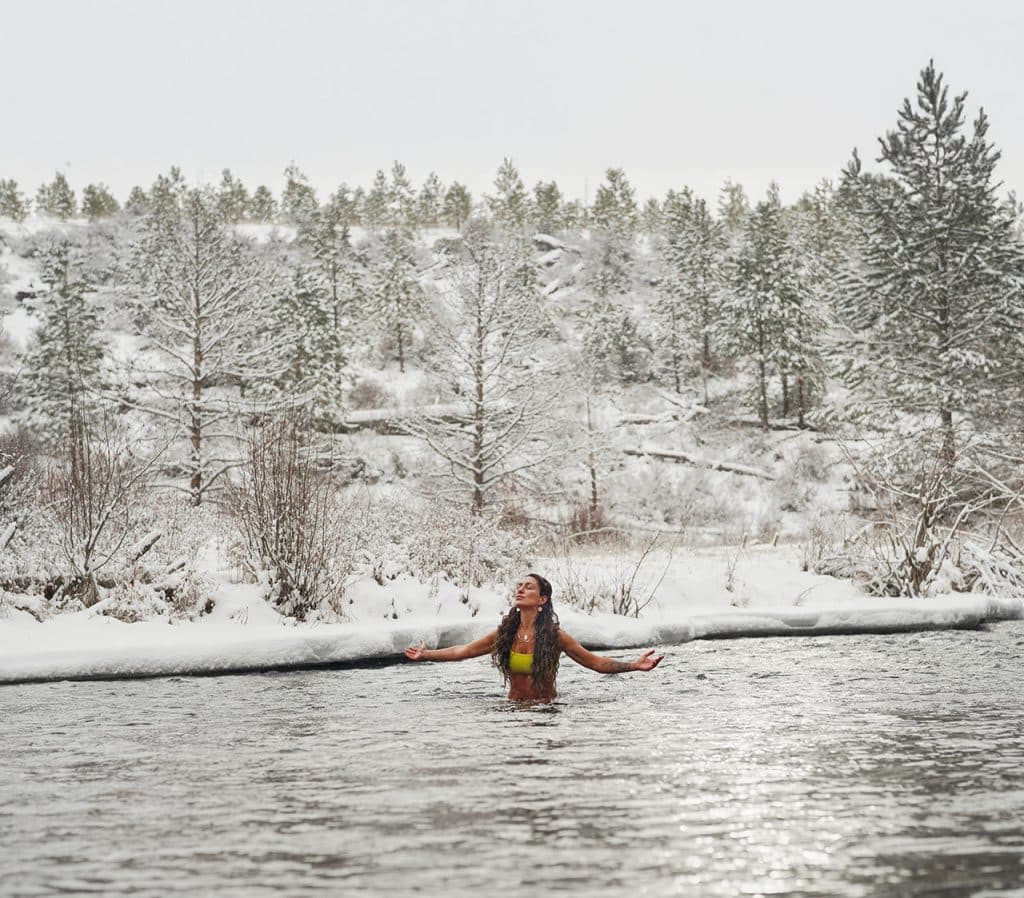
<box><xmin>2</xmin><ymin>0</ymin><xmax>1022</xmax><ymax>207</ymax></box>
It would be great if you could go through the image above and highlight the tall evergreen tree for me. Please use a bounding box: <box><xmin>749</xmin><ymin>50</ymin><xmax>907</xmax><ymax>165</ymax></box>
<box><xmin>591</xmin><ymin>168</ymin><xmax>638</xmax><ymax>240</ymax></box>
<box><xmin>36</xmin><ymin>172</ymin><xmax>77</xmax><ymax>219</ymax></box>
<box><xmin>80</xmin><ymin>183</ymin><xmax>120</xmax><ymax>221</ymax></box>
<box><xmin>533</xmin><ymin>181</ymin><xmax>563</xmax><ymax>234</ymax></box>
<box><xmin>362</xmin><ymin>170</ymin><xmax>390</xmax><ymax>233</ymax></box>
<box><xmin>124</xmin><ymin>186</ymin><xmax>149</xmax><ymax>217</ymax></box>
<box><xmin>0</xmin><ymin>179</ymin><xmax>29</xmax><ymax>220</ymax></box>
<box><xmin>442</xmin><ymin>182</ymin><xmax>472</xmax><ymax>230</ymax></box>
<box><xmin>719</xmin><ymin>184</ymin><xmax>797</xmax><ymax>429</ymax></box>
<box><xmin>488</xmin><ymin>158</ymin><xmax>529</xmax><ymax>232</ymax></box>
<box><xmin>841</xmin><ymin>61</ymin><xmax>1024</xmax><ymax>458</ymax></box>
<box><xmin>17</xmin><ymin>242</ymin><xmax>106</xmax><ymax>440</ymax></box>
<box><xmin>216</xmin><ymin>169</ymin><xmax>250</xmax><ymax>223</ymax></box>
<box><xmin>417</xmin><ymin>172</ymin><xmax>445</xmax><ymax>228</ymax></box>
<box><xmin>281</xmin><ymin>164</ymin><xmax>318</xmax><ymax>232</ymax></box>
<box><xmin>656</xmin><ymin>189</ymin><xmax>725</xmax><ymax>398</ymax></box>
<box><xmin>248</xmin><ymin>185</ymin><xmax>278</xmax><ymax>222</ymax></box>
<box><xmin>368</xmin><ymin>228</ymin><xmax>424</xmax><ymax>372</ymax></box>
<box><xmin>389</xmin><ymin>161</ymin><xmax>417</xmax><ymax>229</ymax></box>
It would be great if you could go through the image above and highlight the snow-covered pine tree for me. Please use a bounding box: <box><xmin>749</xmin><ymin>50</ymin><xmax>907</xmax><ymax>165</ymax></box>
<box><xmin>367</xmin><ymin>228</ymin><xmax>424</xmax><ymax>373</ymax></box>
<box><xmin>389</xmin><ymin>161</ymin><xmax>418</xmax><ymax>229</ymax></box>
<box><xmin>405</xmin><ymin>221</ymin><xmax>559</xmax><ymax>512</ymax></box>
<box><xmin>265</xmin><ymin>264</ymin><xmax>350</xmax><ymax>421</ymax></box>
<box><xmin>641</xmin><ymin>198</ymin><xmax>663</xmax><ymax>235</ymax></box>
<box><xmin>216</xmin><ymin>169</ymin><xmax>250</xmax><ymax>224</ymax></box>
<box><xmin>17</xmin><ymin>241</ymin><xmax>106</xmax><ymax>441</ymax></box>
<box><xmin>281</xmin><ymin>164</ymin><xmax>318</xmax><ymax>234</ymax></box>
<box><xmin>307</xmin><ymin>197</ymin><xmax>363</xmax><ymax>333</ymax></box>
<box><xmin>362</xmin><ymin>170</ymin><xmax>390</xmax><ymax>234</ymax></box>
<box><xmin>840</xmin><ymin>61</ymin><xmax>1024</xmax><ymax>459</ymax></box>
<box><xmin>248</xmin><ymin>185</ymin><xmax>278</xmax><ymax>222</ymax></box>
<box><xmin>488</xmin><ymin>158</ymin><xmax>529</xmax><ymax>233</ymax></box>
<box><xmin>80</xmin><ymin>183</ymin><xmax>120</xmax><ymax>222</ymax></box>
<box><xmin>656</xmin><ymin>189</ymin><xmax>725</xmax><ymax>398</ymax></box>
<box><xmin>718</xmin><ymin>183</ymin><xmax>798</xmax><ymax>429</ymax></box>
<box><xmin>35</xmin><ymin>172</ymin><xmax>77</xmax><ymax>219</ymax></box>
<box><xmin>718</xmin><ymin>180</ymin><xmax>750</xmax><ymax>241</ymax></box>
<box><xmin>131</xmin><ymin>188</ymin><xmax>270</xmax><ymax>505</ymax></box>
<box><xmin>417</xmin><ymin>172</ymin><xmax>445</xmax><ymax>229</ymax></box>
<box><xmin>0</xmin><ymin>179</ymin><xmax>29</xmax><ymax>221</ymax></box>
<box><xmin>124</xmin><ymin>186</ymin><xmax>149</xmax><ymax>217</ymax></box>
<box><xmin>442</xmin><ymin>182</ymin><xmax>472</xmax><ymax>230</ymax></box>
<box><xmin>591</xmin><ymin>168</ymin><xmax>638</xmax><ymax>241</ymax></box>
<box><xmin>533</xmin><ymin>181</ymin><xmax>563</xmax><ymax>235</ymax></box>
<box><xmin>787</xmin><ymin>180</ymin><xmax>845</xmax><ymax>426</ymax></box>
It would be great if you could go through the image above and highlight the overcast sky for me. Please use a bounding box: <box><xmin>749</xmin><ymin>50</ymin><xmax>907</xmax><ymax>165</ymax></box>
<box><xmin>2</xmin><ymin>0</ymin><xmax>1022</xmax><ymax>207</ymax></box>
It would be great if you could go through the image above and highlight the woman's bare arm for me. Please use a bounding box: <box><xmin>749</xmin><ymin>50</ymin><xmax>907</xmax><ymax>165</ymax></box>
<box><xmin>405</xmin><ymin>630</ymin><xmax>497</xmax><ymax>662</ymax></box>
<box><xmin>558</xmin><ymin>630</ymin><xmax>664</xmax><ymax>673</ymax></box>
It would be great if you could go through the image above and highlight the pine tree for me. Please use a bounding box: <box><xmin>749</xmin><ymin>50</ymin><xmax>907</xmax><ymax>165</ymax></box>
<box><xmin>389</xmin><ymin>161</ymin><xmax>417</xmax><ymax>229</ymax></box>
<box><xmin>405</xmin><ymin>222</ymin><xmax>559</xmax><ymax>511</ymax></box>
<box><xmin>281</xmin><ymin>164</ymin><xmax>318</xmax><ymax>232</ymax></box>
<box><xmin>841</xmin><ymin>61</ymin><xmax>1024</xmax><ymax>458</ymax></box>
<box><xmin>718</xmin><ymin>180</ymin><xmax>750</xmax><ymax>239</ymax></box>
<box><xmin>80</xmin><ymin>183</ymin><xmax>120</xmax><ymax>221</ymax></box>
<box><xmin>417</xmin><ymin>172</ymin><xmax>445</xmax><ymax>229</ymax></box>
<box><xmin>579</xmin><ymin>298</ymin><xmax>651</xmax><ymax>385</ymax></box>
<box><xmin>124</xmin><ymin>186</ymin><xmax>149</xmax><ymax>217</ymax></box>
<box><xmin>719</xmin><ymin>183</ymin><xmax>800</xmax><ymax>429</ymax></box>
<box><xmin>367</xmin><ymin>228</ymin><xmax>424</xmax><ymax>372</ymax></box>
<box><xmin>248</xmin><ymin>185</ymin><xmax>278</xmax><ymax>222</ymax></box>
<box><xmin>641</xmin><ymin>197</ymin><xmax>663</xmax><ymax>234</ymax></box>
<box><xmin>488</xmin><ymin>158</ymin><xmax>529</xmax><ymax>232</ymax></box>
<box><xmin>362</xmin><ymin>170</ymin><xmax>390</xmax><ymax>233</ymax></box>
<box><xmin>131</xmin><ymin>188</ymin><xmax>269</xmax><ymax>505</ymax></box>
<box><xmin>442</xmin><ymin>182</ymin><xmax>472</xmax><ymax>229</ymax></box>
<box><xmin>0</xmin><ymin>179</ymin><xmax>29</xmax><ymax>220</ymax></box>
<box><xmin>17</xmin><ymin>242</ymin><xmax>106</xmax><ymax>440</ymax></box>
<box><xmin>326</xmin><ymin>184</ymin><xmax>359</xmax><ymax>228</ymax></box>
<box><xmin>36</xmin><ymin>172</ymin><xmax>77</xmax><ymax>219</ymax></box>
<box><xmin>657</xmin><ymin>189</ymin><xmax>725</xmax><ymax>398</ymax></box>
<box><xmin>533</xmin><ymin>181</ymin><xmax>563</xmax><ymax>234</ymax></box>
<box><xmin>307</xmin><ymin>199</ymin><xmax>363</xmax><ymax>333</ymax></box>
<box><xmin>216</xmin><ymin>169</ymin><xmax>250</xmax><ymax>223</ymax></box>
<box><xmin>591</xmin><ymin>168</ymin><xmax>638</xmax><ymax>240</ymax></box>
<box><xmin>266</xmin><ymin>264</ymin><xmax>350</xmax><ymax>420</ymax></box>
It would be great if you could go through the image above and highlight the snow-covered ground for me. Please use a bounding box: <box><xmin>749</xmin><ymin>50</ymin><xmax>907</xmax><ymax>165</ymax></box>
<box><xmin>2</xmin><ymin>543</ymin><xmax>1019</xmax><ymax>684</ymax></box>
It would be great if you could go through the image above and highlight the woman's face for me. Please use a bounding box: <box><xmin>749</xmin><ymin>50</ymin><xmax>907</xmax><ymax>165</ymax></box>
<box><xmin>513</xmin><ymin>576</ymin><xmax>547</xmax><ymax>611</ymax></box>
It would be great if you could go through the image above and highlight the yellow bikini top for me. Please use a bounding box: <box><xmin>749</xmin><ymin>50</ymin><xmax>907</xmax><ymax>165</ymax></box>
<box><xmin>509</xmin><ymin>650</ymin><xmax>533</xmax><ymax>675</ymax></box>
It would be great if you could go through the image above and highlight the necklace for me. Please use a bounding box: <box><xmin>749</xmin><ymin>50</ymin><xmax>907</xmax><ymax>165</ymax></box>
<box><xmin>516</xmin><ymin>630</ymin><xmax>533</xmax><ymax>642</ymax></box>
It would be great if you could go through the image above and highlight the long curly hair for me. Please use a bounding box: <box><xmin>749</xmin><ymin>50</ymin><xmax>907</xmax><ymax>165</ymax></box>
<box><xmin>493</xmin><ymin>573</ymin><xmax>560</xmax><ymax>688</ymax></box>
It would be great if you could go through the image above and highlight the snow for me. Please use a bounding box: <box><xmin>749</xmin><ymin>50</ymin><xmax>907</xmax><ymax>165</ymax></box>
<box><xmin>1</xmin><ymin>544</ymin><xmax>1020</xmax><ymax>685</ymax></box>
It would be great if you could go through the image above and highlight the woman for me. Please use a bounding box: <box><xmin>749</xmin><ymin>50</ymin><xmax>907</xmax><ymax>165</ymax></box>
<box><xmin>404</xmin><ymin>573</ymin><xmax>664</xmax><ymax>701</ymax></box>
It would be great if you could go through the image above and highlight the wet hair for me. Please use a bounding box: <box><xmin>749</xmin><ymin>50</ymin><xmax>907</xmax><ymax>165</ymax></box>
<box><xmin>493</xmin><ymin>573</ymin><xmax>560</xmax><ymax>688</ymax></box>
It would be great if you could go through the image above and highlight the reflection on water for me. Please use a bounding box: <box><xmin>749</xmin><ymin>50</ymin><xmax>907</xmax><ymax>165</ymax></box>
<box><xmin>2</xmin><ymin>624</ymin><xmax>1024</xmax><ymax>897</ymax></box>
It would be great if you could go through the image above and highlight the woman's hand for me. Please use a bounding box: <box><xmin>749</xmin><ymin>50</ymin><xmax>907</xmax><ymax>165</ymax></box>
<box><xmin>404</xmin><ymin>640</ymin><xmax>429</xmax><ymax>661</ymax></box>
<box><xmin>632</xmin><ymin>649</ymin><xmax>664</xmax><ymax>671</ymax></box>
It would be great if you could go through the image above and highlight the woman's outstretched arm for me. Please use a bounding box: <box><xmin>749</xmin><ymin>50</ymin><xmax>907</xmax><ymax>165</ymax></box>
<box><xmin>558</xmin><ymin>630</ymin><xmax>664</xmax><ymax>673</ymax></box>
<box><xmin>405</xmin><ymin>630</ymin><xmax>497</xmax><ymax>662</ymax></box>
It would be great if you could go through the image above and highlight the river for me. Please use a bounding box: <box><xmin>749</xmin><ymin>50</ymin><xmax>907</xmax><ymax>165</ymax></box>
<box><xmin>2</xmin><ymin>624</ymin><xmax>1023</xmax><ymax>896</ymax></box>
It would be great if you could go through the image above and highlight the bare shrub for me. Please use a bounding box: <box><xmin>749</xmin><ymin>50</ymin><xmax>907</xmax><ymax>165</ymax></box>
<box><xmin>227</xmin><ymin>416</ymin><xmax>358</xmax><ymax>621</ymax></box>
<box><xmin>41</xmin><ymin>414</ymin><xmax>165</xmax><ymax>607</ymax></box>
<box><xmin>567</xmin><ymin>501</ymin><xmax>614</xmax><ymax>543</ymax></box>
<box><xmin>348</xmin><ymin>377</ymin><xmax>396</xmax><ymax>410</ymax></box>
<box><xmin>547</xmin><ymin>532</ymin><xmax>676</xmax><ymax>617</ymax></box>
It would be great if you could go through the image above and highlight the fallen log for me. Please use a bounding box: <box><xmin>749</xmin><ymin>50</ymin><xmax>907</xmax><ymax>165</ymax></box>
<box><xmin>624</xmin><ymin>446</ymin><xmax>776</xmax><ymax>481</ymax></box>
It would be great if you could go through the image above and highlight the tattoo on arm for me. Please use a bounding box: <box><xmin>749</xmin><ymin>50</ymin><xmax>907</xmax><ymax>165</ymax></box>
<box><xmin>606</xmin><ymin>660</ymin><xmax>635</xmax><ymax>674</ymax></box>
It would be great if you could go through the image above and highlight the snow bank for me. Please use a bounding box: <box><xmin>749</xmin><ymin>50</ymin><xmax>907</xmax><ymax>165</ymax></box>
<box><xmin>1</xmin><ymin>592</ymin><xmax>1019</xmax><ymax>685</ymax></box>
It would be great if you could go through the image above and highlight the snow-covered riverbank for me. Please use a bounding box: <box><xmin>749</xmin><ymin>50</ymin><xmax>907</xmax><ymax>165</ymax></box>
<box><xmin>2</xmin><ymin>546</ymin><xmax>1020</xmax><ymax>684</ymax></box>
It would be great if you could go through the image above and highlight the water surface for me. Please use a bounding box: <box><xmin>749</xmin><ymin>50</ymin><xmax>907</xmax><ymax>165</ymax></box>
<box><xmin>3</xmin><ymin>624</ymin><xmax>1023</xmax><ymax>896</ymax></box>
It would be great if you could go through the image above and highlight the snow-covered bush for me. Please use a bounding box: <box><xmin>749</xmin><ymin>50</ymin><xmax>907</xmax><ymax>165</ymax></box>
<box><xmin>227</xmin><ymin>417</ymin><xmax>360</xmax><ymax>621</ymax></box>
<box><xmin>351</xmin><ymin>495</ymin><xmax>534</xmax><ymax>607</ymax></box>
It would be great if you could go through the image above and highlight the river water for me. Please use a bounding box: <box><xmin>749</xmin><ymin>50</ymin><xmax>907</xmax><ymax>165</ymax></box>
<box><xmin>2</xmin><ymin>624</ymin><xmax>1023</xmax><ymax>897</ymax></box>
